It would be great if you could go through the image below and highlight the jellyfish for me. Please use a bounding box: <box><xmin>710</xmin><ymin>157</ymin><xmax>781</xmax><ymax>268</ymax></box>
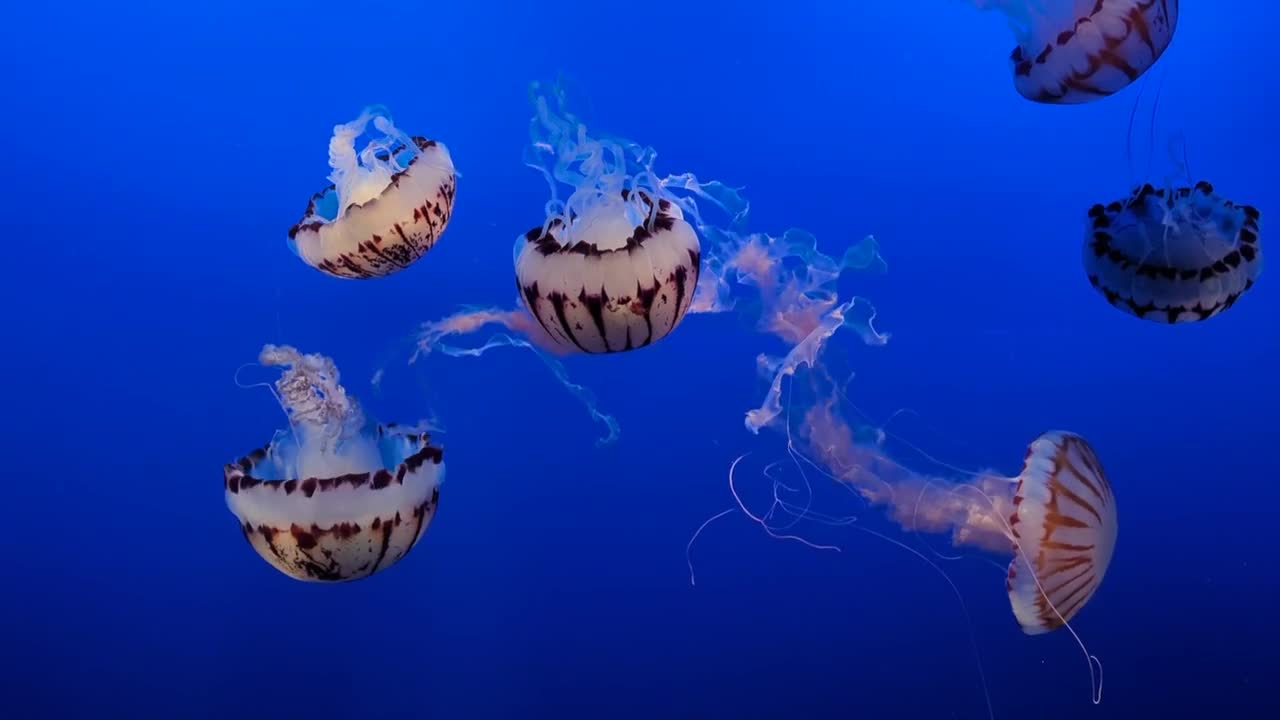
<box><xmin>513</xmin><ymin>84</ymin><xmax>706</xmax><ymax>353</ymax></box>
<box><xmin>422</xmin><ymin>79</ymin><xmax>756</xmax><ymax>361</ymax></box>
<box><xmin>1006</xmin><ymin>432</ymin><xmax>1117</xmax><ymax>635</ymax></box>
<box><xmin>790</xmin><ymin>392</ymin><xmax>1119</xmax><ymax>636</ymax></box>
<box><xmin>398</xmin><ymin>80</ymin><xmax>745</xmax><ymax>443</ymax></box>
<box><xmin>678</xmin><ymin>212</ymin><xmax>1118</xmax><ymax>704</ymax></box>
<box><xmin>402</xmin><ymin>80</ymin><xmax>880</xmax><ymax>445</ymax></box>
<box><xmin>971</xmin><ymin>0</ymin><xmax>1179</xmax><ymax>103</ymax></box>
<box><xmin>1085</xmin><ymin>181</ymin><xmax>1263</xmax><ymax>322</ymax></box>
<box><xmin>225</xmin><ymin>345</ymin><xmax>443</xmax><ymax>582</ymax></box>
<box><xmin>700</xmin><ymin>228</ymin><xmax>1119</xmax><ymax>634</ymax></box>
<box><xmin>689</xmin><ymin>330</ymin><xmax>1117</xmax><ymax>704</ymax></box>
<box><xmin>287</xmin><ymin>106</ymin><xmax>457</xmax><ymax>279</ymax></box>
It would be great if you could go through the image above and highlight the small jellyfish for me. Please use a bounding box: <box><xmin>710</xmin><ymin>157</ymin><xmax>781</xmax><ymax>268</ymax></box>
<box><xmin>225</xmin><ymin>345</ymin><xmax>443</xmax><ymax>582</ymax></box>
<box><xmin>514</xmin><ymin>85</ymin><xmax>701</xmax><ymax>353</ymax></box>
<box><xmin>972</xmin><ymin>0</ymin><xmax>1179</xmax><ymax>103</ymax></box>
<box><xmin>1085</xmin><ymin>181</ymin><xmax>1263</xmax><ymax>322</ymax></box>
<box><xmin>288</xmin><ymin>107</ymin><xmax>457</xmax><ymax>279</ymax></box>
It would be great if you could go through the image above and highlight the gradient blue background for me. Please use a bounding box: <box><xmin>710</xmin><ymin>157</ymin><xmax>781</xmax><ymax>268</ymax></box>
<box><xmin>2</xmin><ymin>1</ymin><xmax>1276</xmax><ymax>718</ymax></box>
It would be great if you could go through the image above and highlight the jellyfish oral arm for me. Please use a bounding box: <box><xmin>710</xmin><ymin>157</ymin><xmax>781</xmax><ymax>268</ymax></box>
<box><xmin>257</xmin><ymin>344</ymin><xmax>382</xmax><ymax>480</ymax></box>
<box><xmin>327</xmin><ymin>108</ymin><xmax>418</xmax><ymax>213</ymax></box>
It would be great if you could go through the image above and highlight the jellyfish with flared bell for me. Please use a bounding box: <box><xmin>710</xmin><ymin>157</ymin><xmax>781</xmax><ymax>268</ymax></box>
<box><xmin>225</xmin><ymin>345</ymin><xmax>444</xmax><ymax>582</ymax></box>
<box><xmin>971</xmin><ymin>0</ymin><xmax>1178</xmax><ymax>103</ymax></box>
<box><xmin>513</xmin><ymin>85</ymin><xmax>702</xmax><ymax>353</ymax></box>
<box><xmin>288</xmin><ymin>106</ymin><xmax>457</xmax><ymax>279</ymax></box>
<box><xmin>1085</xmin><ymin>181</ymin><xmax>1262</xmax><ymax>322</ymax></box>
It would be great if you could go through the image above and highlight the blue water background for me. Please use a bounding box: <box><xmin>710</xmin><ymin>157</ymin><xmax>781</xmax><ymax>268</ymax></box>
<box><xmin>1</xmin><ymin>1</ymin><xmax>1276</xmax><ymax>717</ymax></box>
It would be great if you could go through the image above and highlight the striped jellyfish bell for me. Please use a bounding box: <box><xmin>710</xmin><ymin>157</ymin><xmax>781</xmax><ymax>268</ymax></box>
<box><xmin>1006</xmin><ymin>431</ymin><xmax>1118</xmax><ymax>634</ymax></box>
<box><xmin>514</xmin><ymin>189</ymin><xmax>701</xmax><ymax>353</ymax></box>
<box><xmin>976</xmin><ymin>0</ymin><xmax>1179</xmax><ymax>104</ymax></box>
<box><xmin>288</xmin><ymin>107</ymin><xmax>457</xmax><ymax>279</ymax></box>
<box><xmin>224</xmin><ymin>425</ymin><xmax>444</xmax><ymax>583</ymax></box>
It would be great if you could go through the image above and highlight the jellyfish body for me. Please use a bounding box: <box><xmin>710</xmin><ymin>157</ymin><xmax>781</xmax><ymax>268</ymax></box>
<box><xmin>224</xmin><ymin>345</ymin><xmax>443</xmax><ymax>582</ymax></box>
<box><xmin>513</xmin><ymin>85</ymin><xmax>702</xmax><ymax>354</ymax></box>
<box><xmin>1085</xmin><ymin>181</ymin><xmax>1262</xmax><ymax>322</ymax></box>
<box><xmin>974</xmin><ymin>0</ymin><xmax>1178</xmax><ymax>103</ymax></box>
<box><xmin>516</xmin><ymin>190</ymin><xmax>700</xmax><ymax>353</ymax></box>
<box><xmin>288</xmin><ymin>107</ymin><xmax>457</xmax><ymax>279</ymax></box>
<box><xmin>1006</xmin><ymin>431</ymin><xmax>1117</xmax><ymax>634</ymax></box>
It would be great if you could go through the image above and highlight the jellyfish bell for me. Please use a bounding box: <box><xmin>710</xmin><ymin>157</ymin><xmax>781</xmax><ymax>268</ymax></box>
<box><xmin>1006</xmin><ymin>431</ymin><xmax>1117</xmax><ymax>634</ymax></box>
<box><xmin>972</xmin><ymin>0</ymin><xmax>1179</xmax><ymax>103</ymax></box>
<box><xmin>225</xmin><ymin>345</ymin><xmax>444</xmax><ymax>582</ymax></box>
<box><xmin>288</xmin><ymin>106</ymin><xmax>457</xmax><ymax>279</ymax></box>
<box><xmin>515</xmin><ymin>189</ymin><xmax>701</xmax><ymax>354</ymax></box>
<box><xmin>1085</xmin><ymin>181</ymin><xmax>1263</xmax><ymax>322</ymax></box>
<box><xmin>506</xmin><ymin>81</ymin><xmax>717</xmax><ymax>355</ymax></box>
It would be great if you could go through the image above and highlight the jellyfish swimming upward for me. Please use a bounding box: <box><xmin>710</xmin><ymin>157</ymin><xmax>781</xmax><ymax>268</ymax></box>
<box><xmin>288</xmin><ymin>107</ymin><xmax>457</xmax><ymax>279</ymax></box>
<box><xmin>971</xmin><ymin>0</ymin><xmax>1179</xmax><ymax>103</ymax></box>
<box><xmin>1085</xmin><ymin>180</ymin><xmax>1263</xmax><ymax>322</ymax></box>
<box><xmin>225</xmin><ymin>345</ymin><xmax>444</xmax><ymax>582</ymax></box>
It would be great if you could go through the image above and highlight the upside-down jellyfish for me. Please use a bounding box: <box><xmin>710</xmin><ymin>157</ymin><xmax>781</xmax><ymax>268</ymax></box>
<box><xmin>225</xmin><ymin>345</ymin><xmax>443</xmax><ymax>582</ymax></box>
<box><xmin>513</xmin><ymin>83</ymin><xmax>706</xmax><ymax>353</ymax></box>
<box><xmin>1085</xmin><ymin>180</ymin><xmax>1262</xmax><ymax>321</ymax></box>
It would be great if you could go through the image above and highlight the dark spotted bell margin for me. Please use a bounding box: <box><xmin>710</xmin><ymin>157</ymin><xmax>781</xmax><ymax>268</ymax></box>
<box><xmin>224</xmin><ymin>427</ymin><xmax>444</xmax><ymax>582</ymax></box>
<box><xmin>515</xmin><ymin>191</ymin><xmax>702</xmax><ymax>353</ymax></box>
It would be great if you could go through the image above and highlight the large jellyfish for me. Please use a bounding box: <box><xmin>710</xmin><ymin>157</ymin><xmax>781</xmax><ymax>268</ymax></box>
<box><xmin>288</xmin><ymin>106</ymin><xmax>457</xmax><ymax>279</ymax></box>
<box><xmin>513</xmin><ymin>84</ymin><xmax>705</xmax><ymax>353</ymax></box>
<box><xmin>971</xmin><ymin>0</ymin><xmax>1179</xmax><ymax>103</ymax></box>
<box><xmin>1085</xmin><ymin>181</ymin><xmax>1263</xmax><ymax>322</ymax></box>
<box><xmin>225</xmin><ymin>345</ymin><xmax>443</xmax><ymax>582</ymax></box>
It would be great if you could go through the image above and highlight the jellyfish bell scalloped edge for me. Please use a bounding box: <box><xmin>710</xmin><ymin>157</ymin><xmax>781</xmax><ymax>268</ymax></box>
<box><xmin>224</xmin><ymin>425</ymin><xmax>444</xmax><ymax>582</ymax></box>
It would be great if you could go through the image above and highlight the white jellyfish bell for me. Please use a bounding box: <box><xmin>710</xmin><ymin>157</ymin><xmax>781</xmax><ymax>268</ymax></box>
<box><xmin>288</xmin><ymin>106</ymin><xmax>457</xmax><ymax>279</ymax></box>
<box><xmin>1005</xmin><ymin>431</ymin><xmax>1117</xmax><ymax>634</ymax></box>
<box><xmin>515</xmin><ymin>190</ymin><xmax>701</xmax><ymax>353</ymax></box>
<box><xmin>973</xmin><ymin>0</ymin><xmax>1179</xmax><ymax>103</ymax></box>
<box><xmin>225</xmin><ymin>345</ymin><xmax>444</xmax><ymax>582</ymax></box>
<box><xmin>513</xmin><ymin>87</ymin><xmax>701</xmax><ymax>353</ymax></box>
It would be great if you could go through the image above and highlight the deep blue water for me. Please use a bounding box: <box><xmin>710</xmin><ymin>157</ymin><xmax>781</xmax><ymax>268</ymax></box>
<box><xmin>2</xmin><ymin>1</ymin><xmax>1277</xmax><ymax>718</ymax></box>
